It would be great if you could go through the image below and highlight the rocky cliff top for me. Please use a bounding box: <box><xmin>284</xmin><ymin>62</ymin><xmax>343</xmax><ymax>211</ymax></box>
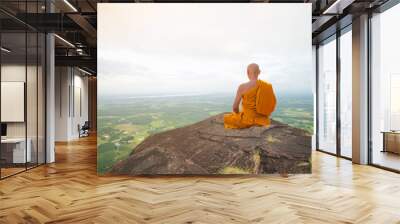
<box><xmin>110</xmin><ymin>113</ymin><xmax>311</xmax><ymax>175</ymax></box>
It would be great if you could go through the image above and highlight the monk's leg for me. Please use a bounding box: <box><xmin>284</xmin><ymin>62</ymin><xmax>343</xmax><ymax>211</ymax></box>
<box><xmin>224</xmin><ymin>113</ymin><xmax>240</xmax><ymax>129</ymax></box>
<box><xmin>224</xmin><ymin>113</ymin><xmax>249</xmax><ymax>129</ymax></box>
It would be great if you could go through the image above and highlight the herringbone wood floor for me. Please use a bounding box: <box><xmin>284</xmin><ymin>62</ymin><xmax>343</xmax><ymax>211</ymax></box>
<box><xmin>1</xmin><ymin>135</ymin><xmax>400</xmax><ymax>224</ymax></box>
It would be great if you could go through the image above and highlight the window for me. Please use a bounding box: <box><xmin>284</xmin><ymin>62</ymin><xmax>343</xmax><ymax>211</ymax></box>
<box><xmin>340</xmin><ymin>29</ymin><xmax>352</xmax><ymax>158</ymax></box>
<box><xmin>371</xmin><ymin>3</ymin><xmax>400</xmax><ymax>171</ymax></box>
<box><xmin>318</xmin><ymin>37</ymin><xmax>337</xmax><ymax>154</ymax></box>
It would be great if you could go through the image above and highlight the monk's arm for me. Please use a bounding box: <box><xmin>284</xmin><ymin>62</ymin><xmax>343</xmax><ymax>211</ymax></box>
<box><xmin>232</xmin><ymin>86</ymin><xmax>242</xmax><ymax>113</ymax></box>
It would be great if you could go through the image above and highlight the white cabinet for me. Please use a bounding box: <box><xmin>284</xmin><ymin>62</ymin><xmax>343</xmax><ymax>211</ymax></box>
<box><xmin>1</xmin><ymin>138</ymin><xmax>32</xmax><ymax>163</ymax></box>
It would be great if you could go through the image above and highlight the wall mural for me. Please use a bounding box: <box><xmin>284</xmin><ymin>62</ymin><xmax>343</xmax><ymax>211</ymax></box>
<box><xmin>97</xmin><ymin>3</ymin><xmax>313</xmax><ymax>175</ymax></box>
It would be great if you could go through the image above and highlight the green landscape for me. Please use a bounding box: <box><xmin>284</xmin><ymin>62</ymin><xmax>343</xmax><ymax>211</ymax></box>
<box><xmin>97</xmin><ymin>94</ymin><xmax>313</xmax><ymax>174</ymax></box>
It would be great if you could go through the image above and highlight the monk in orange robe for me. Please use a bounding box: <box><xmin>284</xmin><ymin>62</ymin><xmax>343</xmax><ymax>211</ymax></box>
<box><xmin>224</xmin><ymin>63</ymin><xmax>277</xmax><ymax>129</ymax></box>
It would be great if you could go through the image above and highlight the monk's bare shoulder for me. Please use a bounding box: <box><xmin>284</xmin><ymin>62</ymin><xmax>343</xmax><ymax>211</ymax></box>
<box><xmin>237</xmin><ymin>83</ymin><xmax>248</xmax><ymax>95</ymax></box>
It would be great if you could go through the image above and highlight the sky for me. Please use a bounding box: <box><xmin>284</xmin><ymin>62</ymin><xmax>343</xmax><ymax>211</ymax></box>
<box><xmin>98</xmin><ymin>3</ymin><xmax>312</xmax><ymax>97</ymax></box>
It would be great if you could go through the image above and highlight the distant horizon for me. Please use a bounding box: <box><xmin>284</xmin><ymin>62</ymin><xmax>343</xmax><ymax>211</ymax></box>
<box><xmin>99</xmin><ymin>90</ymin><xmax>313</xmax><ymax>99</ymax></box>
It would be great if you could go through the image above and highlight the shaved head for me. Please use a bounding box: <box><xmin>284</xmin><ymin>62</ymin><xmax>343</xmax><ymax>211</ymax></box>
<box><xmin>247</xmin><ymin>63</ymin><xmax>260</xmax><ymax>80</ymax></box>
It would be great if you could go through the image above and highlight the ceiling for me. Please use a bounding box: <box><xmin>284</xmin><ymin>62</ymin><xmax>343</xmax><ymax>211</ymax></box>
<box><xmin>0</xmin><ymin>0</ymin><xmax>394</xmax><ymax>75</ymax></box>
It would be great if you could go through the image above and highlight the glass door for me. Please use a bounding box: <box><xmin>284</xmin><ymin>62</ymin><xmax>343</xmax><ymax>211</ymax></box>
<box><xmin>0</xmin><ymin>1</ymin><xmax>47</xmax><ymax>179</ymax></box>
<box><xmin>1</xmin><ymin>31</ymin><xmax>28</xmax><ymax>178</ymax></box>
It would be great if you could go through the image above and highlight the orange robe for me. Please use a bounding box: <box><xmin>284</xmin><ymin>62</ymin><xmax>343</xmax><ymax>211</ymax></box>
<box><xmin>224</xmin><ymin>80</ymin><xmax>276</xmax><ymax>129</ymax></box>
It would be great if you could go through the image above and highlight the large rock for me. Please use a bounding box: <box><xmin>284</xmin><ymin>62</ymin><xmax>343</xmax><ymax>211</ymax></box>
<box><xmin>110</xmin><ymin>113</ymin><xmax>311</xmax><ymax>175</ymax></box>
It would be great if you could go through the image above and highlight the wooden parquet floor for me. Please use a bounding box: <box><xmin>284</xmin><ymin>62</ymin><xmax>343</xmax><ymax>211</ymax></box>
<box><xmin>1</xmin><ymin>135</ymin><xmax>400</xmax><ymax>224</ymax></box>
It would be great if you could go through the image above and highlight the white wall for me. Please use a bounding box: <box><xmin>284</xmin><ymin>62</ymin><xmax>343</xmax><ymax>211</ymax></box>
<box><xmin>55</xmin><ymin>66</ymin><xmax>70</xmax><ymax>141</ymax></box>
<box><xmin>1</xmin><ymin>65</ymin><xmax>27</xmax><ymax>139</ymax></box>
<box><xmin>1</xmin><ymin>65</ymin><xmax>42</xmax><ymax>137</ymax></box>
<box><xmin>72</xmin><ymin>73</ymin><xmax>89</xmax><ymax>138</ymax></box>
<box><xmin>55</xmin><ymin>67</ymin><xmax>89</xmax><ymax>141</ymax></box>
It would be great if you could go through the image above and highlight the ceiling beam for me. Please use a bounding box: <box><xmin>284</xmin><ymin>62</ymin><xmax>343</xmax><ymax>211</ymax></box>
<box><xmin>55</xmin><ymin>55</ymin><xmax>96</xmax><ymax>72</ymax></box>
<box><xmin>13</xmin><ymin>13</ymin><xmax>82</xmax><ymax>32</ymax></box>
<box><xmin>322</xmin><ymin>0</ymin><xmax>356</xmax><ymax>14</ymax></box>
<box><xmin>67</xmin><ymin>13</ymin><xmax>97</xmax><ymax>45</ymax></box>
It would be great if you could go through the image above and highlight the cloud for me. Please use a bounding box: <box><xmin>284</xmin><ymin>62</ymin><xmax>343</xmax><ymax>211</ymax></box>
<box><xmin>98</xmin><ymin>4</ymin><xmax>312</xmax><ymax>96</ymax></box>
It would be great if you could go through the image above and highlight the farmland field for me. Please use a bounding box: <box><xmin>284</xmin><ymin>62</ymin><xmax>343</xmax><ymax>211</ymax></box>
<box><xmin>97</xmin><ymin>94</ymin><xmax>313</xmax><ymax>174</ymax></box>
